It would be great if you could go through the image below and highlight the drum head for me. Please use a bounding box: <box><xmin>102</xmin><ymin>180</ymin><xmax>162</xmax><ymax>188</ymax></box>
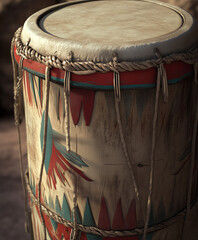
<box><xmin>21</xmin><ymin>0</ymin><xmax>198</xmax><ymax>62</ymax></box>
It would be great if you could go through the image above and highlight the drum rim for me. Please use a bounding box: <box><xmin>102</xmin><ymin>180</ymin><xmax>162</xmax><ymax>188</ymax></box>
<box><xmin>13</xmin><ymin>36</ymin><xmax>196</xmax><ymax>90</ymax></box>
<box><xmin>20</xmin><ymin>0</ymin><xmax>198</xmax><ymax>63</ymax></box>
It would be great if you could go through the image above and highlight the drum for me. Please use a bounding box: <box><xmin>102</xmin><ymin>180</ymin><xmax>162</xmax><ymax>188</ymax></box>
<box><xmin>11</xmin><ymin>0</ymin><xmax>198</xmax><ymax>240</ymax></box>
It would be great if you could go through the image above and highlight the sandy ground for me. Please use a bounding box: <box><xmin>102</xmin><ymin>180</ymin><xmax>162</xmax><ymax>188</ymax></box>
<box><xmin>0</xmin><ymin>117</ymin><xmax>30</xmax><ymax>240</ymax></box>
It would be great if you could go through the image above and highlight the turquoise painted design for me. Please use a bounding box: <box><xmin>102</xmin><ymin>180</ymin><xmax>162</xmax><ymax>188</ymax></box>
<box><xmin>83</xmin><ymin>198</ymin><xmax>102</xmax><ymax>240</ymax></box>
<box><xmin>83</xmin><ymin>198</ymin><xmax>95</xmax><ymax>227</ymax></box>
<box><xmin>34</xmin><ymin>76</ymin><xmax>42</xmax><ymax>106</ymax></box>
<box><xmin>40</xmin><ymin>112</ymin><xmax>53</xmax><ymax>173</ymax></box>
<box><xmin>38</xmin><ymin>77</ymin><xmax>42</xmax><ymax>101</ymax></box>
<box><xmin>55</xmin><ymin>196</ymin><xmax>62</xmax><ymax>216</ymax></box>
<box><xmin>61</xmin><ymin>194</ymin><xmax>71</xmax><ymax>221</ymax></box>
<box><xmin>71</xmin><ymin>205</ymin><xmax>82</xmax><ymax>224</ymax></box>
<box><xmin>28</xmin><ymin>73</ymin><xmax>37</xmax><ymax>107</ymax></box>
<box><xmin>44</xmin><ymin>194</ymin><xmax>72</xmax><ymax>222</ymax></box>
<box><xmin>24</xmin><ymin>68</ymin><xmax>45</xmax><ymax>80</ymax></box>
<box><xmin>54</xmin><ymin>140</ymin><xmax>88</xmax><ymax>168</ymax></box>
<box><xmin>40</xmin><ymin>113</ymin><xmax>92</xmax><ymax>188</ymax></box>
<box><xmin>48</xmin><ymin>195</ymin><xmax>55</xmax><ymax>210</ymax></box>
<box><xmin>50</xmin><ymin>218</ymin><xmax>58</xmax><ymax>231</ymax></box>
<box><xmin>71</xmin><ymin>81</ymin><xmax>157</xmax><ymax>89</ymax></box>
<box><xmin>23</xmin><ymin>66</ymin><xmax>193</xmax><ymax>90</ymax></box>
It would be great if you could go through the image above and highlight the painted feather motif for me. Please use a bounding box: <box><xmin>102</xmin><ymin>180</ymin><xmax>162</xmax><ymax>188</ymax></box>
<box><xmin>40</xmin><ymin>113</ymin><xmax>92</xmax><ymax>189</ymax></box>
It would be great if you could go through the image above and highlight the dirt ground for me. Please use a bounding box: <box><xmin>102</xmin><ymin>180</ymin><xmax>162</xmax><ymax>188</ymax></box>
<box><xmin>0</xmin><ymin>117</ymin><xmax>30</xmax><ymax>240</ymax></box>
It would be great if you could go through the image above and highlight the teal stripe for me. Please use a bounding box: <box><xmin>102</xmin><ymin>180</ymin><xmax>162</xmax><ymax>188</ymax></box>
<box><xmin>28</xmin><ymin>73</ymin><xmax>38</xmax><ymax>107</ymax></box>
<box><xmin>55</xmin><ymin>196</ymin><xmax>62</xmax><ymax>216</ymax></box>
<box><xmin>40</xmin><ymin>112</ymin><xmax>53</xmax><ymax>173</ymax></box>
<box><xmin>48</xmin><ymin>195</ymin><xmax>54</xmax><ymax>209</ymax></box>
<box><xmin>24</xmin><ymin>68</ymin><xmax>45</xmax><ymax>79</ymax></box>
<box><xmin>50</xmin><ymin>219</ymin><xmax>58</xmax><ymax>231</ymax></box>
<box><xmin>83</xmin><ymin>199</ymin><xmax>102</xmax><ymax>240</ymax></box>
<box><xmin>38</xmin><ymin>77</ymin><xmax>42</xmax><ymax>100</ymax></box>
<box><xmin>23</xmin><ymin>66</ymin><xmax>193</xmax><ymax>90</ymax></box>
<box><xmin>54</xmin><ymin>141</ymin><xmax>88</xmax><ymax>167</ymax></box>
<box><xmin>71</xmin><ymin>205</ymin><xmax>81</xmax><ymax>224</ymax></box>
<box><xmin>168</xmin><ymin>72</ymin><xmax>193</xmax><ymax>84</ymax></box>
<box><xmin>61</xmin><ymin>194</ymin><xmax>71</xmax><ymax>221</ymax></box>
<box><xmin>83</xmin><ymin>198</ymin><xmax>95</xmax><ymax>226</ymax></box>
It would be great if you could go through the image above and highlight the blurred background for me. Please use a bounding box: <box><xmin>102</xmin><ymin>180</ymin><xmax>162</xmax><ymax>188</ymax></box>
<box><xmin>0</xmin><ymin>0</ymin><xmax>198</xmax><ymax>239</ymax></box>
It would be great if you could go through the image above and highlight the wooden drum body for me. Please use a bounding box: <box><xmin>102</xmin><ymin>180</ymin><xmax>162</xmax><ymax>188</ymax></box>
<box><xmin>12</xmin><ymin>1</ymin><xmax>198</xmax><ymax>239</ymax></box>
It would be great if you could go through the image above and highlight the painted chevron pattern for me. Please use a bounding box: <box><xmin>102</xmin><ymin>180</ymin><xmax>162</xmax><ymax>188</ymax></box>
<box><xmin>55</xmin><ymin>88</ymin><xmax>95</xmax><ymax>126</ymax></box>
<box><xmin>29</xmin><ymin>175</ymin><xmax>158</xmax><ymax>240</ymax></box>
<box><xmin>70</xmin><ymin>89</ymin><xmax>95</xmax><ymax>126</ymax></box>
<box><xmin>42</xmin><ymin>192</ymin><xmax>140</xmax><ymax>240</ymax></box>
<box><xmin>23</xmin><ymin>71</ymin><xmax>95</xmax><ymax>126</ymax></box>
<box><xmin>40</xmin><ymin>113</ymin><xmax>92</xmax><ymax>189</ymax></box>
<box><xmin>29</xmin><ymin>174</ymin><xmax>142</xmax><ymax>240</ymax></box>
<box><xmin>100</xmin><ymin>198</ymin><xmax>140</xmax><ymax>240</ymax></box>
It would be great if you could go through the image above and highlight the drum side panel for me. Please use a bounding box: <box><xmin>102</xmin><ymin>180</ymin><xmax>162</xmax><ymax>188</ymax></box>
<box><xmin>23</xmin><ymin>70</ymin><xmax>198</xmax><ymax>239</ymax></box>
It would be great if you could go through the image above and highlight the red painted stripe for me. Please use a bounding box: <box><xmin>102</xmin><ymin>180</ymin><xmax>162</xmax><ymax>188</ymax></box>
<box><xmin>14</xmin><ymin>45</ymin><xmax>193</xmax><ymax>87</ymax></box>
<box><xmin>56</xmin><ymin>147</ymin><xmax>93</xmax><ymax>182</ymax></box>
<box><xmin>25</xmin><ymin>71</ymin><xmax>32</xmax><ymax>105</ymax></box>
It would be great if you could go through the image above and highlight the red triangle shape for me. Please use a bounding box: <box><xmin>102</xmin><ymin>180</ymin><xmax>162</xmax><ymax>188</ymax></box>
<box><xmin>70</xmin><ymin>89</ymin><xmax>82</xmax><ymax>125</ymax></box>
<box><xmin>125</xmin><ymin>199</ymin><xmax>136</xmax><ymax>229</ymax></box>
<box><xmin>82</xmin><ymin>90</ymin><xmax>95</xmax><ymax>126</ymax></box>
<box><xmin>98</xmin><ymin>197</ymin><xmax>111</xmax><ymax>229</ymax></box>
<box><xmin>112</xmin><ymin>199</ymin><xmax>125</xmax><ymax>230</ymax></box>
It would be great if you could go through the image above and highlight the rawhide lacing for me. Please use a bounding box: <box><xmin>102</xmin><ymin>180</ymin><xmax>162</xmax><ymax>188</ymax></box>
<box><xmin>63</xmin><ymin>66</ymin><xmax>79</xmax><ymax>240</ymax></box>
<box><xmin>113</xmin><ymin>58</ymin><xmax>140</xmax><ymax>207</ymax></box>
<box><xmin>143</xmin><ymin>48</ymin><xmax>164</xmax><ymax>240</ymax></box>
<box><xmin>13</xmin><ymin>25</ymin><xmax>198</xmax><ymax>240</ymax></box>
